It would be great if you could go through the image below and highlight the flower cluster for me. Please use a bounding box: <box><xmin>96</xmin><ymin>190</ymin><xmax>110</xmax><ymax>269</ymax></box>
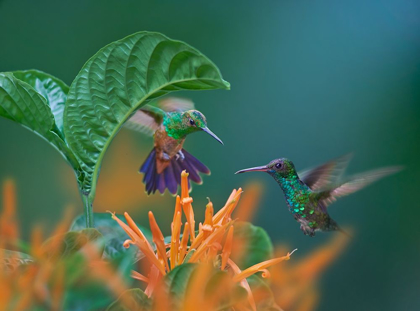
<box><xmin>112</xmin><ymin>171</ymin><xmax>296</xmax><ymax>310</ymax></box>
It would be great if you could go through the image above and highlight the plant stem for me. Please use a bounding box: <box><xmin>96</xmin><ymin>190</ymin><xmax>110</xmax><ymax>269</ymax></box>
<box><xmin>82</xmin><ymin>193</ymin><xmax>94</xmax><ymax>228</ymax></box>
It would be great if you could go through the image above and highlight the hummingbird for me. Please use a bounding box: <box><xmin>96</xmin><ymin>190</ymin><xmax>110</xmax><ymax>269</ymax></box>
<box><xmin>235</xmin><ymin>154</ymin><xmax>402</xmax><ymax>237</ymax></box>
<box><xmin>125</xmin><ymin>97</ymin><xmax>223</xmax><ymax>195</ymax></box>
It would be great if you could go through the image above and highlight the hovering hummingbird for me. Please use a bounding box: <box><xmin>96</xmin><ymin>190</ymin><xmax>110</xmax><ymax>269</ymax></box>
<box><xmin>236</xmin><ymin>154</ymin><xmax>402</xmax><ymax>237</ymax></box>
<box><xmin>125</xmin><ymin>97</ymin><xmax>223</xmax><ymax>195</ymax></box>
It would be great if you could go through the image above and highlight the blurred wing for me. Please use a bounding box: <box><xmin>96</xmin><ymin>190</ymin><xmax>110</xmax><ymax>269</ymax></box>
<box><xmin>321</xmin><ymin>166</ymin><xmax>403</xmax><ymax>206</ymax></box>
<box><xmin>158</xmin><ymin>97</ymin><xmax>195</xmax><ymax>112</ymax></box>
<box><xmin>124</xmin><ymin>108</ymin><xmax>162</xmax><ymax>136</ymax></box>
<box><xmin>299</xmin><ymin>153</ymin><xmax>353</xmax><ymax>190</ymax></box>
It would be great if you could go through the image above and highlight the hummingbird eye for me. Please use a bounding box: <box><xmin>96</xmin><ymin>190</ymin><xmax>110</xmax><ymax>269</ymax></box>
<box><xmin>275</xmin><ymin>163</ymin><xmax>282</xmax><ymax>169</ymax></box>
<box><xmin>189</xmin><ymin>119</ymin><xmax>195</xmax><ymax>126</ymax></box>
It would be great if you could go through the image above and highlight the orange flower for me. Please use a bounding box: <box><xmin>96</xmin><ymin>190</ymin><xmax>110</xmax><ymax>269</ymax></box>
<box><xmin>0</xmin><ymin>179</ymin><xmax>130</xmax><ymax>310</ymax></box>
<box><xmin>113</xmin><ymin>170</ymin><xmax>295</xmax><ymax>310</ymax></box>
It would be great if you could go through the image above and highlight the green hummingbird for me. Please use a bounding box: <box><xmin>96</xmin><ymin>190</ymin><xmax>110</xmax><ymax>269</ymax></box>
<box><xmin>235</xmin><ymin>154</ymin><xmax>402</xmax><ymax>237</ymax></box>
<box><xmin>125</xmin><ymin>97</ymin><xmax>223</xmax><ymax>195</ymax></box>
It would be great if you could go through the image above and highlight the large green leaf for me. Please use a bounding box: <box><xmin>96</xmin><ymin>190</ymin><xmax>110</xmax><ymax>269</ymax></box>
<box><xmin>0</xmin><ymin>72</ymin><xmax>80</xmax><ymax>170</ymax></box>
<box><xmin>107</xmin><ymin>288</ymin><xmax>152</xmax><ymax>311</ymax></box>
<box><xmin>12</xmin><ymin>69</ymin><xmax>69</xmax><ymax>136</ymax></box>
<box><xmin>70</xmin><ymin>212</ymin><xmax>152</xmax><ymax>261</ymax></box>
<box><xmin>63</xmin><ymin>31</ymin><xmax>230</xmax><ymax>198</ymax></box>
<box><xmin>231</xmin><ymin>222</ymin><xmax>274</xmax><ymax>269</ymax></box>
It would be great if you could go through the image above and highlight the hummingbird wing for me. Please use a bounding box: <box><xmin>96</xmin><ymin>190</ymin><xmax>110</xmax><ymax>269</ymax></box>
<box><xmin>124</xmin><ymin>108</ymin><xmax>162</xmax><ymax>136</ymax></box>
<box><xmin>298</xmin><ymin>153</ymin><xmax>353</xmax><ymax>191</ymax></box>
<box><xmin>320</xmin><ymin>166</ymin><xmax>403</xmax><ymax>206</ymax></box>
<box><xmin>124</xmin><ymin>97</ymin><xmax>194</xmax><ymax>135</ymax></box>
<box><xmin>157</xmin><ymin>97</ymin><xmax>195</xmax><ymax>112</ymax></box>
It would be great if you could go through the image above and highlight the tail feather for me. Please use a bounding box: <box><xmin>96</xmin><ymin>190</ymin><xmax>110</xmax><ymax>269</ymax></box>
<box><xmin>157</xmin><ymin>172</ymin><xmax>166</xmax><ymax>194</ymax></box>
<box><xmin>179</xmin><ymin>158</ymin><xmax>202</xmax><ymax>184</ymax></box>
<box><xmin>171</xmin><ymin>158</ymin><xmax>183</xmax><ymax>186</ymax></box>
<box><xmin>140</xmin><ymin>149</ymin><xmax>155</xmax><ymax>174</ymax></box>
<box><xmin>140</xmin><ymin>148</ymin><xmax>210</xmax><ymax>195</ymax></box>
<box><xmin>183</xmin><ymin>149</ymin><xmax>211</xmax><ymax>174</ymax></box>
<box><xmin>164</xmin><ymin>165</ymin><xmax>177</xmax><ymax>194</ymax></box>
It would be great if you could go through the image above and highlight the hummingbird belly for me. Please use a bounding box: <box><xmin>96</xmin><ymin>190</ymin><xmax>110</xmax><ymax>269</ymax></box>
<box><xmin>285</xmin><ymin>192</ymin><xmax>324</xmax><ymax>235</ymax></box>
<box><xmin>154</xmin><ymin>127</ymin><xmax>185</xmax><ymax>174</ymax></box>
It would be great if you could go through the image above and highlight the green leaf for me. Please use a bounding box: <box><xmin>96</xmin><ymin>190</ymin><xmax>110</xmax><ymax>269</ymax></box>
<box><xmin>12</xmin><ymin>69</ymin><xmax>69</xmax><ymax>136</ymax></box>
<box><xmin>63</xmin><ymin>31</ymin><xmax>230</xmax><ymax>197</ymax></box>
<box><xmin>70</xmin><ymin>212</ymin><xmax>152</xmax><ymax>261</ymax></box>
<box><xmin>107</xmin><ymin>288</ymin><xmax>151</xmax><ymax>311</ymax></box>
<box><xmin>42</xmin><ymin>228</ymin><xmax>103</xmax><ymax>260</ymax></box>
<box><xmin>0</xmin><ymin>72</ymin><xmax>80</xmax><ymax>170</ymax></box>
<box><xmin>163</xmin><ymin>264</ymin><xmax>249</xmax><ymax>310</ymax></box>
<box><xmin>183</xmin><ymin>249</ymin><xmax>195</xmax><ymax>263</ymax></box>
<box><xmin>205</xmin><ymin>271</ymin><xmax>248</xmax><ymax>310</ymax></box>
<box><xmin>0</xmin><ymin>249</ymin><xmax>34</xmax><ymax>272</ymax></box>
<box><xmin>165</xmin><ymin>263</ymin><xmax>197</xmax><ymax>301</ymax></box>
<box><xmin>231</xmin><ymin>222</ymin><xmax>274</xmax><ymax>269</ymax></box>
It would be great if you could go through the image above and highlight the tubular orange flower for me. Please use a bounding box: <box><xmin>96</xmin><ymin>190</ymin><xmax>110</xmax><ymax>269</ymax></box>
<box><xmin>181</xmin><ymin>170</ymin><xmax>189</xmax><ymax>200</ymax></box>
<box><xmin>188</xmin><ymin>221</ymin><xmax>233</xmax><ymax>263</ymax></box>
<box><xmin>232</xmin><ymin>249</ymin><xmax>297</xmax><ymax>282</ymax></box>
<box><xmin>222</xmin><ymin>188</ymin><xmax>243</xmax><ymax>224</ymax></box>
<box><xmin>189</xmin><ymin>189</ymin><xmax>242</xmax><ymax>251</ymax></box>
<box><xmin>221</xmin><ymin>225</ymin><xmax>234</xmax><ymax>270</ymax></box>
<box><xmin>181</xmin><ymin>197</ymin><xmax>195</xmax><ymax>238</ymax></box>
<box><xmin>228</xmin><ymin>258</ymin><xmax>257</xmax><ymax>311</ymax></box>
<box><xmin>124</xmin><ymin>212</ymin><xmax>155</xmax><ymax>254</ymax></box>
<box><xmin>170</xmin><ymin>211</ymin><xmax>181</xmax><ymax>270</ymax></box>
<box><xmin>202</xmin><ymin>199</ymin><xmax>214</xmax><ymax>240</ymax></box>
<box><xmin>110</xmin><ymin>212</ymin><xmax>166</xmax><ymax>275</ymax></box>
<box><xmin>172</xmin><ymin>195</ymin><xmax>182</xmax><ymax>227</ymax></box>
<box><xmin>178</xmin><ymin>222</ymin><xmax>190</xmax><ymax>264</ymax></box>
<box><xmin>148</xmin><ymin>211</ymin><xmax>170</xmax><ymax>272</ymax></box>
<box><xmin>131</xmin><ymin>270</ymin><xmax>149</xmax><ymax>283</ymax></box>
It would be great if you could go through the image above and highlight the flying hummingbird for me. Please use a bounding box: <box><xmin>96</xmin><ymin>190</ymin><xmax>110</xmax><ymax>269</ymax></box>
<box><xmin>235</xmin><ymin>154</ymin><xmax>402</xmax><ymax>237</ymax></box>
<box><xmin>125</xmin><ymin>97</ymin><xmax>223</xmax><ymax>195</ymax></box>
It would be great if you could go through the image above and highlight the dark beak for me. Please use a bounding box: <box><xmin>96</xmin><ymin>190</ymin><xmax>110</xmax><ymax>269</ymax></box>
<box><xmin>202</xmin><ymin>127</ymin><xmax>224</xmax><ymax>145</ymax></box>
<box><xmin>235</xmin><ymin>165</ymin><xmax>269</xmax><ymax>174</ymax></box>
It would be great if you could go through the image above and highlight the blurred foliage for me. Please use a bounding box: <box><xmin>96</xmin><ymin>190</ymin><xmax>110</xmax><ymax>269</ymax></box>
<box><xmin>0</xmin><ymin>167</ymin><xmax>348</xmax><ymax>310</ymax></box>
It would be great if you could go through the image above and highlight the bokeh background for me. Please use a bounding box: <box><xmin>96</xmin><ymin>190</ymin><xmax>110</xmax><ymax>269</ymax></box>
<box><xmin>1</xmin><ymin>0</ymin><xmax>419</xmax><ymax>310</ymax></box>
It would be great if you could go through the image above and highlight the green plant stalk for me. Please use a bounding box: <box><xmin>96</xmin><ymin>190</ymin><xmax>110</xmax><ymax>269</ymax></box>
<box><xmin>81</xmin><ymin>191</ymin><xmax>94</xmax><ymax>228</ymax></box>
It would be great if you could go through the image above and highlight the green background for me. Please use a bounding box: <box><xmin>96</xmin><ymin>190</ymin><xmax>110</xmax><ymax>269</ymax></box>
<box><xmin>0</xmin><ymin>0</ymin><xmax>419</xmax><ymax>310</ymax></box>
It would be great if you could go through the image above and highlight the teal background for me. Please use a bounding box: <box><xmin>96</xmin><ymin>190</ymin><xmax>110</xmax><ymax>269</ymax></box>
<box><xmin>0</xmin><ymin>0</ymin><xmax>419</xmax><ymax>310</ymax></box>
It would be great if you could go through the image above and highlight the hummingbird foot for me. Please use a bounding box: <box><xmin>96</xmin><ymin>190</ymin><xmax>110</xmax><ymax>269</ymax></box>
<box><xmin>300</xmin><ymin>224</ymin><xmax>315</xmax><ymax>237</ymax></box>
<box><xmin>176</xmin><ymin>150</ymin><xmax>185</xmax><ymax>161</ymax></box>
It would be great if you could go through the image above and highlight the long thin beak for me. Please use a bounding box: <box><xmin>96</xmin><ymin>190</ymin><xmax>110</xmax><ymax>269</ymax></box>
<box><xmin>202</xmin><ymin>127</ymin><xmax>224</xmax><ymax>145</ymax></box>
<box><xmin>235</xmin><ymin>165</ymin><xmax>268</xmax><ymax>174</ymax></box>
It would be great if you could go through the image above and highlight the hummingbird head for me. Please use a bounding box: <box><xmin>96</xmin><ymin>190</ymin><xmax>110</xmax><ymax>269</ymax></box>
<box><xmin>235</xmin><ymin>158</ymin><xmax>297</xmax><ymax>178</ymax></box>
<box><xmin>180</xmin><ymin>110</ymin><xmax>223</xmax><ymax>145</ymax></box>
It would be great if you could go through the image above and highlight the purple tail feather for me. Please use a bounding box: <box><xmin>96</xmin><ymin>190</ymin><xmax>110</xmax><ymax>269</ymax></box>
<box><xmin>139</xmin><ymin>148</ymin><xmax>210</xmax><ymax>195</ymax></box>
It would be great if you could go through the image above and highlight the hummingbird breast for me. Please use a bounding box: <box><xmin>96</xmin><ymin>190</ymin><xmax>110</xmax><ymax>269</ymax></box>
<box><xmin>154</xmin><ymin>126</ymin><xmax>185</xmax><ymax>173</ymax></box>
